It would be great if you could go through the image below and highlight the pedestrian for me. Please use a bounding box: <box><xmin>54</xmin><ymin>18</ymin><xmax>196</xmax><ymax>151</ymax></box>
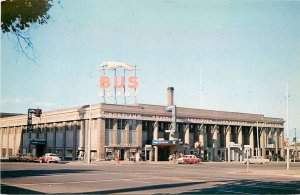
<box><xmin>136</xmin><ymin>152</ymin><xmax>140</xmax><ymax>162</ymax></box>
<box><xmin>115</xmin><ymin>152</ymin><xmax>120</xmax><ymax>164</ymax></box>
<box><xmin>81</xmin><ymin>152</ymin><xmax>84</xmax><ymax>163</ymax></box>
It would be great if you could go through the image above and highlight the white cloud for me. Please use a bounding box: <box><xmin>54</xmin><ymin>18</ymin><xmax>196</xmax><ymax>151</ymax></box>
<box><xmin>33</xmin><ymin>101</ymin><xmax>57</xmax><ymax>108</ymax></box>
<box><xmin>1</xmin><ymin>97</ymin><xmax>24</xmax><ymax>104</ymax></box>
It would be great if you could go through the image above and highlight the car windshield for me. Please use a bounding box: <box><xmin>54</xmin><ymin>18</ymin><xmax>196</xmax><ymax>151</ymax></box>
<box><xmin>49</xmin><ymin>154</ymin><xmax>57</xmax><ymax>156</ymax></box>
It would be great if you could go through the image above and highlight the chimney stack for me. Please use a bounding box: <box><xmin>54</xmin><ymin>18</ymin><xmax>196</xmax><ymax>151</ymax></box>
<box><xmin>167</xmin><ymin>87</ymin><xmax>174</xmax><ymax>106</ymax></box>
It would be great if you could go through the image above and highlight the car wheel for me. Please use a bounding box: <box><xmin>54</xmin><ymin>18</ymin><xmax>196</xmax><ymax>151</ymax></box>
<box><xmin>47</xmin><ymin>160</ymin><xmax>50</xmax><ymax>163</ymax></box>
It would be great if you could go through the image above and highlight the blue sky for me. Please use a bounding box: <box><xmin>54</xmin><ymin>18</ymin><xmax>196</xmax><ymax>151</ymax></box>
<box><xmin>1</xmin><ymin>0</ymin><xmax>300</xmax><ymax>139</ymax></box>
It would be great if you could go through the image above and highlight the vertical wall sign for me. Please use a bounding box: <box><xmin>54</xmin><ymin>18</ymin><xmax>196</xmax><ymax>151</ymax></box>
<box><xmin>99</xmin><ymin>61</ymin><xmax>138</xmax><ymax>105</ymax></box>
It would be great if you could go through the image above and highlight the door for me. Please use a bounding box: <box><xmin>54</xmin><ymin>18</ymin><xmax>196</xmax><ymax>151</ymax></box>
<box><xmin>36</xmin><ymin>145</ymin><xmax>45</xmax><ymax>158</ymax></box>
<box><xmin>120</xmin><ymin>149</ymin><xmax>125</xmax><ymax>160</ymax></box>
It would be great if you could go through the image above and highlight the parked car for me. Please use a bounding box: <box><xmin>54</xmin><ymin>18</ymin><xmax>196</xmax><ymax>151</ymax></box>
<box><xmin>244</xmin><ymin>156</ymin><xmax>269</xmax><ymax>164</ymax></box>
<box><xmin>8</xmin><ymin>153</ymin><xmax>22</xmax><ymax>161</ymax></box>
<box><xmin>39</xmin><ymin>153</ymin><xmax>61</xmax><ymax>163</ymax></box>
<box><xmin>105</xmin><ymin>154</ymin><xmax>114</xmax><ymax>161</ymax></box>
<box><xmin>177</xmin><ymin>155</ymin><xmax>201</xmax><ymax>164</ymax></box>
<box><xmin>20</xmin><ymin>153</ymin><xmax>37</xmax><ymax>162</ymax></box>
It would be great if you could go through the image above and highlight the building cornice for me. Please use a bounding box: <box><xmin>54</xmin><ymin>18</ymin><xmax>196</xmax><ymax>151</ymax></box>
<box><xmin>0</xmin><ymin>103</ymin><xmax>284</xmax><ymax>128</ymax></box>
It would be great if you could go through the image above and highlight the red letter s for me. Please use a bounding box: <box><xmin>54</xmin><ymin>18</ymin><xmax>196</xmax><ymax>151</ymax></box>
<box><xmin>128</xmin><ymin>76</ymin><xmax>138</xmax><ymax>88</ymax></box>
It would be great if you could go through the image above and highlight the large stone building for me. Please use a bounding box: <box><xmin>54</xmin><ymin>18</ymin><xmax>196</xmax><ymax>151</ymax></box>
<box><xmin>0</xmin><ymin>89</ymin><xmax>284</xmax><ymax>162</ymax></box>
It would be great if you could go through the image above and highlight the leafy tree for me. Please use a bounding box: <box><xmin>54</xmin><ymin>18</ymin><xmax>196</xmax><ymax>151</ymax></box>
<box><xmin>1</xmin><ymin>0</ymin><xmax>59</xmax><ymax>60</ymax></box>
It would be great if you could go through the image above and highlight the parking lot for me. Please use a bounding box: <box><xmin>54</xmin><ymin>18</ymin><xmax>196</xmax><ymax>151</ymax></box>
<box><xmin>1</xmin><ymin>161</ymin><xmax>300</xmax><ymax>194</ymax></box>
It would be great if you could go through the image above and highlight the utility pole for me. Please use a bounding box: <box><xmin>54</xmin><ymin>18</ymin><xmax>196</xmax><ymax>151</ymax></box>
<box><xmin>294</xmin><ymin>128</ymin><xmax>297</xmax><ymax>163</ymax></box>
<box><xmin>286</xmin><ymin>84</ymin><xmax>290</xmax><ymax>170</ymax></box>
<box><xmin>199</xmin><ymin>67</ymin><xmax>202</xmax><ymax>108</ymax></box>
<box><xmin>87</xmin><ymin>101</ymin><xmax>92</xmax><ymax>164</ymax></box>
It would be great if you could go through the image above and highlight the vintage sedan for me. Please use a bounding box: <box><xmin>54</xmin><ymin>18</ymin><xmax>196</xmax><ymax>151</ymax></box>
<box><xmin>177</xmin><ymin>155</ymin><xmax>201</xmax><ymax>164</ymax></box>
<box><xmin>9</xmin><ymin>153</ymin><xmax>22</xmax><ymax>162</ymax></box>
<box><xmin>244</xmin><ymin>156</ymin><xmax>269</xmax><ymax>164</ymax></box>
<box><xmin>39</xmin><ymin>153</ymin><xmax>61</xmax><ymax>163</ymax></box>
<box><xmin>20</xmin><ymin>153</ymin><xmax>37</xmax><ymax>162</ymax></box>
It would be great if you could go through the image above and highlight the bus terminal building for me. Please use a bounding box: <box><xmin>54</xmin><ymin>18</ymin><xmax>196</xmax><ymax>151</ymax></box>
<box><xmin>0</xmin><ymin>89</ymin><xmax>285</xmax><ymax>162</ymax></box>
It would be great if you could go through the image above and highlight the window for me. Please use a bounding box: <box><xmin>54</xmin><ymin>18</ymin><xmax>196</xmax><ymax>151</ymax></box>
<box><xmin>117</xmin><ymin>119</ymin><xmax>126</xmax><ymax>130</ymax></box>
<box><xmin>142</xmin><ymin>121</ymin><xmax>148</xmax><ymax>131</ymax></box>
<box><xmin>207</xmin><ymin>126</ymin><xmax>212</xmax><ymax>147</ymax></box>
<box><xmin>105</xmin><ymin>119</ymin><xmax>114</xmax><ymax>129</ymax></box>
<box><xmin>129</xmin><ymin>120</ymin><xmax>136</xmax><ymax>130</ymax></box>
<box><xmin>220</xmin><ymin>127</ymin><xmax>225</xmax><ymax>148</ymax></box>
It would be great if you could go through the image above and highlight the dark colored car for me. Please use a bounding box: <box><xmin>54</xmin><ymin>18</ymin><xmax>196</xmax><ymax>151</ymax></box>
<box><xmin>8</xmin><ymin>154</ymin><xmax>22</xmax><ymax>161</ymax></box>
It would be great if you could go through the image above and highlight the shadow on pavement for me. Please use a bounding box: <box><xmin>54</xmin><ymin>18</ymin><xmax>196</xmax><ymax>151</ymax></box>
<box><xmin>1</xmin><ymin>169</ymin><xmax>94</xmax><ymax>179</ymax></box>
<box><xmin>1</xmin><ymin>184</ymin><xmax>43</xmax><ymax>194</ymax></box>
<box><xmin>84</xmin><ymin>181</ymin><xmax>205</xmax><ymax>194</ymax></box>
<box><xmin>180</xmin><ymin>179</ymin><xmax>300</xmax><ymax>194</ymax></box>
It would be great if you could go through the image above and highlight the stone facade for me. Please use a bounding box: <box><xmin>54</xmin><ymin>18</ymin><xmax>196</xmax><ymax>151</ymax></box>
<box><xmin>0</xmin><ymin>103</ymin><xmax>284</xmax><ymax>162</ymax></box>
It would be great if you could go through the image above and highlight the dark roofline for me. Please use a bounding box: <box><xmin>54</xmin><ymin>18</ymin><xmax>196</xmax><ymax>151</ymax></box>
<box><xmin>0</xmin><ymin>113</ymin><xmax>24</xmax><ymax>118</ymax></box>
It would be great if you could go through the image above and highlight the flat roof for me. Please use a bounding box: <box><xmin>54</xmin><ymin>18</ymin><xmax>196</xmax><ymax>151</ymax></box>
<box><xmin>0</xmin><ymin>103</ymin><xmax>284</xmax><ymax>127</ymax></box>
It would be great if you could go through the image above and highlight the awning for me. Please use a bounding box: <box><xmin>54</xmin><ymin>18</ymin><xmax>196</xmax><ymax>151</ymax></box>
<box><xmin>30</xmin><ymin>139</ymin><xmax>46</xmax><ymax>145</ymax></box>
<box><xmin>152</xmin><ymin>140</ymin><xmax>183</xmax><ymax>146</ymax></box>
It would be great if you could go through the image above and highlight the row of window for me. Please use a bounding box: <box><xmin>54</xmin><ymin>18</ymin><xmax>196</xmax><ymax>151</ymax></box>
<box><xmin>105</xmin><ymin>119</ymin><xmax>137</xmax><ymax>130</ymax></box>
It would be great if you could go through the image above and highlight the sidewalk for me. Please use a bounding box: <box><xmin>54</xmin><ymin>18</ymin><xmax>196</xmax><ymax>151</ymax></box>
<box><xmin>66</xmin><ymin>160</ymin><xmax>175</xmax><ymax>165</ymax></box>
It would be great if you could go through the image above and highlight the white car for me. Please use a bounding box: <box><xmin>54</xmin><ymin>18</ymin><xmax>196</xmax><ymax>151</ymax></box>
<box><xmin>244</xmin><ymin>156</ymin><xmax>269</xmax><ymax>164</ymax></box>
<box><xmin>39</xmin><ymin>153</ymin><xmax>61</xmax><ymax>163</ymax></box>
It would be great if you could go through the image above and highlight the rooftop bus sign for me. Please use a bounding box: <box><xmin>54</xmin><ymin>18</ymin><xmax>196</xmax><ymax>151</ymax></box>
<box><xmin>99</xmin><ymin>61</ymin><xmax>138</xmax><ymax>104</ymax></box>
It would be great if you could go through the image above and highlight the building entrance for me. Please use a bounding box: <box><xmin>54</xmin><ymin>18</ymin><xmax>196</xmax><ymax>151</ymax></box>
<box><xmin>158</xmin><ymin>147</ymin><xmax>170</xmax><ymax>161</ymax></box>
<box><xmin>30</xmin><ymin>139</ymin><xmax>46</xmax><ymax>158</ymax></box>
<box><xmin>36</xmin><ymin>145</ymin><xmax>45</xmax><ymax>158</ymax></box>
<box><xmin>120</xmin><ymin>149</ymin><xmax>125</xmax><ymax>160</ymax></box>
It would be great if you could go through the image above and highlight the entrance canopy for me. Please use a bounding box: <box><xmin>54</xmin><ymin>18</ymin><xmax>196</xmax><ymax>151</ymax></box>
<box><xmin>152</xmin><ymin>140</ymin><xmax>182</xmax><ymax>146</ymax></box>
<box><xmin>30</xmin><ymin>139</ymin><xmax>46</xmax><ymax>145</ymax></box>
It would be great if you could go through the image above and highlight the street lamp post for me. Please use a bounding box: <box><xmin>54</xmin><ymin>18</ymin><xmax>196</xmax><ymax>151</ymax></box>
<box><xmin>294</xmin><ymin>128</ymin><xmax>297</xmax><ymax>163</ymax></box>
<box><xmin>87</xmin><ymin>101</ymin><xmax>92</xmax><ymax>164</ymax></box>
<box><xmin>286</xmin><ymin>84</ymin><xmax>290</xmax><ymax>170</ymax></box>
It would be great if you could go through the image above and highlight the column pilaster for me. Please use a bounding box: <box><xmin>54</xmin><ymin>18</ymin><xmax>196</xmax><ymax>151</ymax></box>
<box><xmin>125</xmin><ymin>121</ymin><xmax>129</xmax><ymax>161</ymax></box>
<box><xmin>0</xmin><ymin>128</ymin><xmax>3</xmax><ymax>157</ymax></box>
<box><xmin>199</xmin><ymin>125</ymin><xmax>204</xmax><ymax>159</ymax></box>
<box><xmin>84</xmin><ymin>120</ymin><xmax>89</xmax><ymax>162</ymax></box>
<box><xmin>113</xmin><ymin>119</ymin><xmax>118</xmax><ymax>145</ymax></box>
<box><xmin>72</xmin><ymin>121</ymin><xmax>78</xmax><ymax>160</ymax></box>
<box><xmin>97</xmin><ymin>118</ymin><xmax>105</xmax><ymax>161</ymax></box>
<box><xmin>249</xmin><ymin>127</ymin><xmax>254</xmax><ymax>157</ymax></box>
<box><xmin>261</xmin><ymin>128</ymin><xmax>266</xmax><ymax>158</ymax></box>
<box><xmin>6</xmin><ymin>128</ymin><xmax>10</xmax><ymax>157</ymax></box>
<box><xmin>52</xmin><ymin>123</ymin><xmax>56</xmax><ymax>153</ymax></box>
<box><xmin>136</xmin><ymin>121</ymin><xmax>142</xmax><ymax>147</ymax></box>
<box><xmin>225</xmin><ymin>126</ymin><xmax>231</xmax><ymax>162</ymax></box>
<box><xmin>280</xmin><ymin>129</ymin><xmax>284</xmax><ymax>158</ymax></box>
<box><xmin>13</xmin><ymin>127</ymin><xmax>17</xmax><ymax>155</ymax></box>
<box><xmin>238</xmin><ymin>126</ymin><xmax>243</xmax><ymax>161</ymax></box>
<box><xmin>213</xmin><ymin>127</ymin><xmax>218</xmax><ymax>161</ymax></box>
<box><xmin>275</xmin><ymin>128</ymin><xmax>279</xmax><ymax>160</ymax></box>
<box><xmin>79</xmin><ymin>120</ymin><xmax>84</xmax><ymax>151</ymax></box>
<box><xmin>154</xmin><ymin>121</ymin><xmax>158</xmax><ymax>162</ymax></box>
<box><xmin>184</xmin><ymin>124</ymin><xmax>190</xmax><ymax>146</ymax></box>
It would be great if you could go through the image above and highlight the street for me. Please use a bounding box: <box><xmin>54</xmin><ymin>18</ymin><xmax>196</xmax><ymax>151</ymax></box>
<box><xmin>1</xmin><ymin>161</ymin><xmax>300</xmax><ymax>194</ymax></box>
